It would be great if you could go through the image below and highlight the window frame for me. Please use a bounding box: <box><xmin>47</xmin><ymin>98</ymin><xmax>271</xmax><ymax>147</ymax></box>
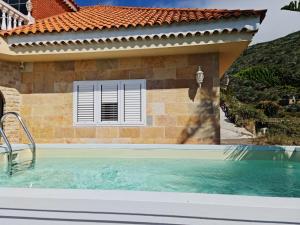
<box><xmin>73</xmin><ymin>79</ymin><xmax>147</xmax><ymax>127</ymax></box>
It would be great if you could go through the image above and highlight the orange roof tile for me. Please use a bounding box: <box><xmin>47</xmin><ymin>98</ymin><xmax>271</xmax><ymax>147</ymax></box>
<box><xmin>3</xmin><ymin>5</ymin><xmax>267</xmax><ymax>36</ymax></box>
<box><xmin>31</xmin><ymin>0</ymin><xmax>79</xmax><ymax>20</ymax></box>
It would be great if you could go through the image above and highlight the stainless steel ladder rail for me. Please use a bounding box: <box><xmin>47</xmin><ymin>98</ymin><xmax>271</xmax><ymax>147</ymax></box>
<box><xmin>0</xmin><ymin>112</ymin><xmax>36</xmax><ymax>175</ymax></box>
<box><xmin>0</xmin><ymin>126</ymin><xmax>14</xmax><ymax>174</ymax></box>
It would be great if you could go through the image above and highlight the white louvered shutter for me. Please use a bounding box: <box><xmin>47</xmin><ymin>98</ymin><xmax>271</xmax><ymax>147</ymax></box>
<box><xmin>74</xmin><ymin>82</ymin><xmax>95</xmax><ymax>124</ymax></box>
<box><xmin>100</xmin><ymin>81</ymin><xmax>120</xmax><ymax>123</ymax></box>
<box><xmin>122</xmin><ymin>80</ymin><xmax>146</xmax><ymax>125</ymax></box>
<box><xmin>74</xmin><ymin>80</ymin><xmax>146</xmax><ymax>126</ymax></box>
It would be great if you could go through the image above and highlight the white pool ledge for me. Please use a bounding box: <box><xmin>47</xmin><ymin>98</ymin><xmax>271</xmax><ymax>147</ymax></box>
<box><xmin>0</xmin><ymin>188</ymin><xmax>300</xmax><ymax>225</ymax></box>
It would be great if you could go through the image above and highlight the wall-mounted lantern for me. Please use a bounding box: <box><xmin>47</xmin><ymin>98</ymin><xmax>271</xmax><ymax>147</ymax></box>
<box><xmin>196</xmin><ymin>66</ymin><xmax>205</xmax><ymax>88</ymax></box>
<box><xmin>19</xmin><ymin>62</ymin><xmax>25</xmax><ymax>71</ymax></box>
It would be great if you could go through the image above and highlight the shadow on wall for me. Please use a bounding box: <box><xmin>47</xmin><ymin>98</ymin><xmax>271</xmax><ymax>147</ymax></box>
<box><xmin>179</xmin><ymin>88</ymin><xmax>220</xmax><ymax>144</ymax></box>
<box><xmin>224</xmin><ymin>145</ymin><xmax>300</xmax><ymax>161</ymax></box>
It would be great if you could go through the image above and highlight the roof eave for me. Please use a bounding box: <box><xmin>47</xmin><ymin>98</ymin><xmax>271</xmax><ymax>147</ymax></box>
<box><xmin>6</xmin><ymin>16</ymin><xmax>261</xmax><ymax>47</ymax></box>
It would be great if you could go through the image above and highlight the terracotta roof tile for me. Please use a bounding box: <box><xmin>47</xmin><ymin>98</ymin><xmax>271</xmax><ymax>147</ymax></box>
<box><xmin>31</xmin><ymin>0</ymin><xmax>79</xmax><ymax>20</ymax></box>
<box><xmin>3</xmin><ymin>5</ymin><xmax>267</xmax><ymax>36</ymax></box>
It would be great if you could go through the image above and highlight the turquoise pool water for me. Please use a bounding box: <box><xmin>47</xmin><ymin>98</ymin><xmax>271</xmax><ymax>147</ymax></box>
<box><xmin>1</xmin><ymin>151</ymin><xmax>300</xmax><ymax>197</ymax></box>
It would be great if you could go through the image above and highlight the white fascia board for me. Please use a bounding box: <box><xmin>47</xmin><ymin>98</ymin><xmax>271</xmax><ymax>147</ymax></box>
<box><xmin>10</xmin><ymin>33</ymin><xmax>254</xmax><ymax>55</ymax></box>
<box><xmin>7</xmin><ymin>16</ymin><xmax>260</xmax><ymax>47</ymax></box>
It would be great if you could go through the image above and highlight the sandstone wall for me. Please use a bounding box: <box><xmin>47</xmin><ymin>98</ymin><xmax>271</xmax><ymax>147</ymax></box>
<box><xmin>20</xmin><ymin>53</ymin><xmax>220</xmax><ymax>144</ymax></box>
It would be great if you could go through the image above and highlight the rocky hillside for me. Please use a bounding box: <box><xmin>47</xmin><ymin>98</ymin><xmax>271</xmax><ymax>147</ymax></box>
<box><xmin>222</xmin><ymin>31</ymin><xmax>300</xmax><ymax>145</ymax></box>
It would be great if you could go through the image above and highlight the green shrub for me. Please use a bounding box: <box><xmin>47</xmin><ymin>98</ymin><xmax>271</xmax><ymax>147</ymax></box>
<box><xmin>258</xmin><ymin>135</ymin><xmax>300</xmax><ymax>145</ymax></box>
<box><xmin>281</xmin><ymin>0</ymin><xmax>300</xmax><ymax>12</ymax></box>
<box><xmin>227</xmin><ymin>104</ymin><xmax>267</xmax><ymax>124</ymax></box>
<box><xmin>234</xmin><ymin>66</ymin><xmax>280</xmax><ymax>87</ymax></box>
<box><xmin>267</xmin><ymin>120</ymin><xmax>300</xmax><ymax>137</ymax></box>
<box><xmin>256</xmin><ymin>101</ymin><xmax>281</xmax><ymax>117</ymax></box>
<box><xmin>286</xmin><ymin>104</ymin><xmax>300</xmax><ymax>113</ymax></box>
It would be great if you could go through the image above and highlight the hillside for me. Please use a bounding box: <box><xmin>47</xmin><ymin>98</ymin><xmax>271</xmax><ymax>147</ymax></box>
<box><xmin>222</xmin><ymin>31</ymin><xmax>300</xmax><ymax>145</ymax></box>
<box><xmin>227</xmin><ymin>31</ymin><xmax>300</xmax><ymax>86</ymax></box>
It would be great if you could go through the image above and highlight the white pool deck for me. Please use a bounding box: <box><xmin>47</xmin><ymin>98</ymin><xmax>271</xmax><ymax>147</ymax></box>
<box><xmin>0</xmin><ymin>188</ymin><xmax>300</xmax><ymax>225</ymax></box>
<box><xmin>1</xmin><ymin>144</ymin><xmax>300</xmax><ymax>224</ymax></box>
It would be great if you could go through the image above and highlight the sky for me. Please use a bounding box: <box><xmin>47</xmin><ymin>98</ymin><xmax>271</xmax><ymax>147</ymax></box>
<box><xmin>77</xmin><ymin>0</ymin><xmax>300</xmax><ymax>44</ymax></box>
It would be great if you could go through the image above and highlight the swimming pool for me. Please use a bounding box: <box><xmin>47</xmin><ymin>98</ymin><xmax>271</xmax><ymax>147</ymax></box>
<box><xmin>1</xmin><ymin>145</ymin><xmax>300</xmax><ymax>198</ymax></box>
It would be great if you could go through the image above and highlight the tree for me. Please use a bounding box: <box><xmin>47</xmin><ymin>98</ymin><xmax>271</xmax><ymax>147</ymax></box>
<box><xmin>281</xmin><ymin>0</ymin><xmax>300</xmax><ymax>12</ymax></box>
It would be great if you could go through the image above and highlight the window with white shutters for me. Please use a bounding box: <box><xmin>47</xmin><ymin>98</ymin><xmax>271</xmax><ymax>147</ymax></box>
<box><xmin>73</xmin><ymin>80</ymin><xmax>146</xmax><ymax>126</ymax></box>
<box><xmin>74</xmin><ymin>82</ymin><xmax>95</xmax><ymax>124</ymax></box>
<box><xmin>123</xmin><ymin>81</ymin><xmax>144</xmax><ymax>124</ymax></box>
<box><xmin>100</xmin><ymin>81</ymin><xmax>119</xmax><ymax>123</ymax></box>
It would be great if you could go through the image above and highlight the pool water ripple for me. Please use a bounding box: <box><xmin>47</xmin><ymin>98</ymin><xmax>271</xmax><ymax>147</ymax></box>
<box><xmin>1</xmin><ymin>157</ymin><xmax>300</xmax><ymax>197</ymax></box>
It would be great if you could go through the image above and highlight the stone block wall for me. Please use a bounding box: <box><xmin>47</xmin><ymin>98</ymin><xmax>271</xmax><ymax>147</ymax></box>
<box><xmin>0</xmin><ymin>61</ymin><xmax>21</xmax><ymax>143</ymax></box>
<box><xmin>20</xmin><ymin>53</ymin><xmax>220</xmax><ymax>144</ymax></box>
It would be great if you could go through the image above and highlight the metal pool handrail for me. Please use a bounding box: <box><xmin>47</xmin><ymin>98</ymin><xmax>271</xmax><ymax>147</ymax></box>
<box><xmin>0</xmin><ymin>112</ymin><xmax>36</xmax><ymax>175</ymax></box>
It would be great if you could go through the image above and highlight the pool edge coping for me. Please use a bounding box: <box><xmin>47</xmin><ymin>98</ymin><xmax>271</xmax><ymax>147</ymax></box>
<box><xmin>0</xmin><ymin>188</ymin><xmax>300</xmax><ymax>209</ymax></box>
<box><xmin>3</xmin><ymin>144</ymin><xmax>300</xmax><ymax>152</ymax></box>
